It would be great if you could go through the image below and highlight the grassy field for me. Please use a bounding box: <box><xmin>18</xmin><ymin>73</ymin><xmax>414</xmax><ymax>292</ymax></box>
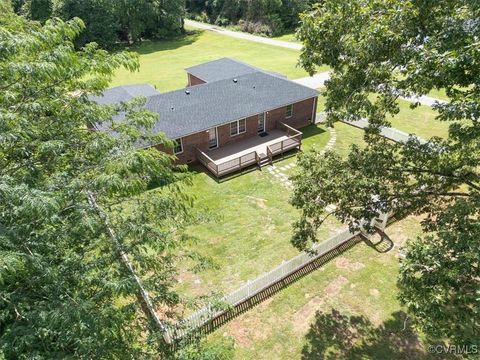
<box><xmin>176</xmin><ymin>124</ymin><xmax>334</xmax><ymax>298</ymax></box>
<box><xmin>186</xmin><ymin>123</ymin><xmax>432</xmax><ymax>359</ymax></box>
<box><xmin>388</xmin><ymin>99</ymin><xmax>449</xmax><ymax>139</ymax></box>
<box><xmin>111</xmin><ymin>28</ymin><xmax>318</xmax><ymax>92</ymax></box>
<box><xmin>206</xmin><ymin>216</ymin><xmax>431</xmax><ymax>359</ymax></box>
<box><xmin>108</xmin><ymin>27</ymin><xmax>448</xmax><ymax>356</ymax></box>
<box><xmin>272</xmin><ymin>32</ymin><xmax>299</xmax><ymax>43</ymax></box>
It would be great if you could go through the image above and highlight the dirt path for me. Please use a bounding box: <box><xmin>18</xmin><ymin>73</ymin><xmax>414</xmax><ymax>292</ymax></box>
<box><xmin>185</xmin><ymin>19</ymin><xmax>302</xmax><ymax>50</ymax></box>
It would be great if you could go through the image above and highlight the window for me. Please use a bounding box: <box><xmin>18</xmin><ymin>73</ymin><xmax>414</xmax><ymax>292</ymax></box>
<box><xmin>229</xmin><ymin>119</ymin><xmax>246</xmax><ymax>136</ymax></box>
<box><xmin>173</xmin><ymin>138</ymin><xmax>183</xmax><ymax>154</ymax></box>
<box><xmin>286</xmin><ymin>104</ymin><xmax>294</xmax><ymax>118</ymax></box>
<box><xmin>238</xmin><ymin>118</ymin><xmax>246</xmax><ymax>133</ymax></box>
<box><xmin>230</xmin><ymin>121</ymin><xmax>237</xmax><ymax>136</ymax></box>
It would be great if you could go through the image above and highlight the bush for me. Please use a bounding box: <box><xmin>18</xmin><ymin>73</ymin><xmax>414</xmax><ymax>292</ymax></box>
<box><xmin>214</xmin><ymin>17</ymin><xmax>230</xmax><ymax>27</ymax></box>
<box><xmin>238</xmin><ymin>19</ymin><xmax>281</xmax><ymax>37</ymax></box>
<box><xmin>193</xmin><ymin>11</ymin><xmax>209</xmax><ymax>23</ymax></box>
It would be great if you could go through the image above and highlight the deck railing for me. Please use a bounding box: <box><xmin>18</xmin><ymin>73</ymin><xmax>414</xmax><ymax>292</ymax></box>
<box><xmin>196</xmin><ymin>147</ymin><xmax>259</xmax><ymax>178</ymax></box>
<box><xmin>266</xmin><ymin>122</ymin><xmax>302</xmax><ymax>158</ymax></box>
<box><xmin>196</xmin><ymin>123</ymin><xmax>303</xmax><ymax>177</ymax></box>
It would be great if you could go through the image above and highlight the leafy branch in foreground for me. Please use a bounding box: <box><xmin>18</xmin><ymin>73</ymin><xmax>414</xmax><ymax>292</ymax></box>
<box><xmin>292</xmin><ymin>0</ymin><xmax>479</xmax><ymax>345</ymax></box>
<box><xmin>0</xmin><ymin>12</ymin><xmax>219</xmax><ymax>358</ymax></box>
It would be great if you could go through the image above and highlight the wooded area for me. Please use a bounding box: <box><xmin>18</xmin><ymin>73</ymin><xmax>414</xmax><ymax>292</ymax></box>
<box><xmin>12</xmin><ymin>0</ymin><xmax>185</xmax><ymax>48</ymax></box>
<box><xmin>186</xmin><ymin>0</ymin><xmax>315</xmax><ymax>36</ymax></box>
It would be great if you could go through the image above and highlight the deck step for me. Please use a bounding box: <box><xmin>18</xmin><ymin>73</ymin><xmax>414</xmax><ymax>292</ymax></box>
<box><xmin>258</xmin><ymin>159</ymin><xmax>270</xmax><ymax>167</ymax></box>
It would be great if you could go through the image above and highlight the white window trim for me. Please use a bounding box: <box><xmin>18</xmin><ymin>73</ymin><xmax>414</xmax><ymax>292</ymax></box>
<box><xmin>286</xmin><ymin>104</ymin><xmax>294</xmax><ymax>119</ymax></box>
<box><xmin>230</xmin><ymin>118</ymin><xmax>246</xmax><ymax>137</ymax></box>
<box><xmin>173</xmin><ymin>138</ymin><xmax>183</xmax><ymax>154</ymax></box>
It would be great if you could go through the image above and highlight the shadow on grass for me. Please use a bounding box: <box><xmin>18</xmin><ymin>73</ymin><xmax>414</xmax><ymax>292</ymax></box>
<box><xmin>122</xmin><ymin>30</ymin><xmax>203</xmax><ymax>55</ymax></box>
<box><xmin>302</xmin><ymin>124</ymin><xmax>327</xmax><ymax>140</ymax></box>
<box><xmin>302</xmin><ymin>309</ymin><xmax>437</xmax><ymax>360</ymax></box>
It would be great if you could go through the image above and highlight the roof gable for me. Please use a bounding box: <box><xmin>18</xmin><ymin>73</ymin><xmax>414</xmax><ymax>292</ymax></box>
<box><xmin>185</xmin><ymin>58</ymin><xmax>260</xmax><ymax>82</ymax></box>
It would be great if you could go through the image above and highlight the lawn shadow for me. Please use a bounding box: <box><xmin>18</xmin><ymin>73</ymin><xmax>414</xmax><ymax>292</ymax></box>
<box><xmin>301</xmin><ymin>309</ymin><xmax>438</xmax><ymax>360</ymax></box>
<box><xmin>123</xmin><ymin>30</ymin><xmax>202</xmax><ymax>55</ymax></box>
<box><xmin>302</xmin><ymin>124</ymin><xmax>327</xmax><ymax>140</ymax></box>
<box><xmin>364</xmin><ymin>230</ymin><xmax>395</xmax><ymax>253</ymax></box>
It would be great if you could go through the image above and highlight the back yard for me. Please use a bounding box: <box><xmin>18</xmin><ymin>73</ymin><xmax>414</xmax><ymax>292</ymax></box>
<box><xmin>111</xmin><ymin>27</ymin><xmax>323</xmax><ymax>92</ymax></box>
<box><xmin>112</xmin><ymin>30</ymin><xmax>452</xmax><ymax>358</ymax></box>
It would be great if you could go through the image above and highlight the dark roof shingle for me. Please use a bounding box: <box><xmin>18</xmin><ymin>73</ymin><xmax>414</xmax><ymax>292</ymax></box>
<box><xmin>185</xmin><ymin>58</ymin><xmax>260</xmax><ymax>82</ymax></box>
<box><xmin>91</xmin><ymin>58</ymin><xmax>318</xmax><ymax>140</ymax></box>
<box><xmin>146</xmin><ymin>71</ymin><xmax>318</xmax><ymax>138</ymax></box>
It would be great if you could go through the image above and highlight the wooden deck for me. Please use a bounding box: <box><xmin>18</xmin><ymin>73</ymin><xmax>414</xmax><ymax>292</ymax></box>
<box><xmin>196</xmin><ymin>123</ymin><xmax>302</xmax><ymax>178</ymax></box>
<box><xmin>208</xmin><ymin>130</ymin><xmax>289</xmax><ymax>163</ymax></box>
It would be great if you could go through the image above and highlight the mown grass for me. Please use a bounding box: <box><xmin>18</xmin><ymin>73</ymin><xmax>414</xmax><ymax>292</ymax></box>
<box><xmin>176</xmin><ymin>124</ymin><xmax>333</xmax><ymax>298</ymax></box>
<box><xmin>111</xmin><ymin>28</ymin><xmax>315</xmax><ymax>92</ymax></box>
<box><xmin>205</xmin><ymin>216</ymin><xmax>430</xmax><ymax>359</ymax></box>
<box><xmin>388</xmin><ymin>99</ymin><xmax>449</xmax><ymax>139</ymax></box>
<box><xmin>271</xmin><ymin>32</ymin><xmax>299</xmax><ymax>43</ymax></box>
<box><xmin>199</xmin><ymin>125</ymin><xmax>431</xmax><ymax>359</ymax></box>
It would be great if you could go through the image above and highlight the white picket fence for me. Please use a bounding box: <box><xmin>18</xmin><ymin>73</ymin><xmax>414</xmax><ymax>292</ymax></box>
<box><xmin>162</xmin><ymin>213</ymin><xmax>389</xmax><ymax>343</ymax></box>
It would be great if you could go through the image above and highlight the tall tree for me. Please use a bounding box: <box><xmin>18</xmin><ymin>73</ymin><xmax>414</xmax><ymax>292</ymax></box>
<box><xmin>20</xmin><ymin>0</ymin><xmax>53</xmax><ymax>22</ymax></box>
<box><xmin>0</xmin><ymin>12</ymin><xmax>203</xmax><ymax>358</ymax></box>
<box><xmin>58</xmin><ymin>0</ymin><xmax>120</xmax><ymax>49</ymax></box>
<box><xmin>292</xmin><ymin>0</ymin><xmax>479</xmax><ymax>345</ymax></box>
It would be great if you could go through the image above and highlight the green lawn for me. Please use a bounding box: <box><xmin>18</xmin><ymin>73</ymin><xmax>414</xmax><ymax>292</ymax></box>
<box><xmin>193</xmin><ymin>124</ymin><xmax>432</xmax><ymax>359</ymax></box>
<box><xmin>428</xmin><ymin>88</ymin><xmax>449</xmax><ymax>101</ymax></box>
<box><xmin>272</xmin><ymin>32</ymin><xmax>299</xmax><ymax>43</ymax></box>
<box><xmin>205</xmin><ymin>216</ymin><xmax>430</xmax><ymax>359</ymax></box>
<box><xmin>176</xmin><ymin>124</ymin><xmax>334</xmax><ymax>298</ymax></box>
<box><xmin>388</xmin><ymin>99</ymin><xmax>450</xmax><ymax>139</ymax></box>
<box><xmin>111</xmin><ymin>28</ymin><xmax>316</xmax><ymax>92</ymax></box>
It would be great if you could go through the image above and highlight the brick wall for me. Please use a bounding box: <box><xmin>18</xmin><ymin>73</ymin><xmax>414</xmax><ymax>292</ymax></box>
<box><xmin>187</xmin><ymin>73</ymin><xmax>206</xmax><ymax>86</ymax></box>
<box><xmin>161</xmin><ymin>96</ymin><xmax>317</xmax><ymax>164</ymax></box>
<box><xmin>155</xmin><ymin>130</ymin><xmax>209</xmax><ymax>164</ymax></box>
<box><xmin>216</xmin><ymin>114</ymin><xmax>259</xmax><ymax>147</ymax></box>
<box><xmin>276</xmin><ymin>97</ymin><xmax>316</xmax><ymax>129</ymax></box>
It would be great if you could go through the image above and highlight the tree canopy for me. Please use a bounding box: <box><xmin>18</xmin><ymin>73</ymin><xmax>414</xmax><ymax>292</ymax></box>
<box><xmin>292</xmin><ymin>0</ymin><xmax>479</xmax><ymax>345</ymax></box>
<box><xmin>12</xmin><ymin>0</ymin><xmax>185</xmax><ymax>48</ymax></box>
<box><xmin>0</xmin><ymin>10</ymin><xmax>207</xmax><ymax>358</ymax></box>
<box><xmin>186</xmin><ymin>0</ymin><xmax>314</xmax><ymax>36</ymax></box>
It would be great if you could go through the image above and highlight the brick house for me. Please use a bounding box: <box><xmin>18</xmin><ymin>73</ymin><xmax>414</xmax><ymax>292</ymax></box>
<box><xmin>91</xmin><ymin>58</ymin><xmax>319</xmax><ymax>177</ymax></box>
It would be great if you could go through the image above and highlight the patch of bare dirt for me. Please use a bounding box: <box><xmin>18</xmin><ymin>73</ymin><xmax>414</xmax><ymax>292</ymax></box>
<box><xmin>370</xmin><ymin>288</ymin><xmax>380</xmax><ymax>297</ymax></box>
<box><xmin>292</xmin><ymin>296</ymin><xmax>324</xmax><ymax>332</ymax></box>
<box><xmin>257</xmin><ymin>296</ymin><xmax>274</xmax><ymax>310</ymax></box>
<box><xmin>335</xmin><ymin>257</ymin><xmax>365</xmax><ymax>271</ymax></box>
<box><xmin>226</xmin><ymin>311</ymin><xmax>272</xmax><ymax>348</ymax></box>
<box><xmin>228</xmin><ymin>324</ymin><xmax>252</xmax><ymax>347</ymax></box>
<box><xmin>325</xmin><ymin>275</ymin><xmax>349</xmax><ymax>297</ymax></box>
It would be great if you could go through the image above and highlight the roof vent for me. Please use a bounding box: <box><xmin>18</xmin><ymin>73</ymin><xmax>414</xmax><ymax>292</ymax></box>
<box><xmin>185</xmin><ymin>89</ymin><xmax>190</xmax><ymax>95</ymax></box>
<box><xmin>233</xmin><ymin>78</ymin><xmax>238</xmax><ymax>83</ymax></box>
<box><xmin>253</xmin><ymin>85</ymin><xmax>256</xmax><ymax>89</ymax></box>
<box><xmin>170</xmin><ymin>106</ymin><xmax>174</xmax><ymax>111</ymax></box>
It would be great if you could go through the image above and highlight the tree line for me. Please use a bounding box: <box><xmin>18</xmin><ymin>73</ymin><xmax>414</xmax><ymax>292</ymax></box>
<box><xmin>186</xmin><ymin>0</ymin><xmax>316</xmax><ymax>36</ymax></box>
<box><xmin>12</xmin><ymin>0</ymin><xmax>185</xmax><ymax>48</ymax></box>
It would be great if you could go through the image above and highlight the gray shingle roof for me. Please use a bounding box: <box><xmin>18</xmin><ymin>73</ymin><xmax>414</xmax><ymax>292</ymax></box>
<box><xmin>89</xmin><ymin>84</ymin><xmax>160</xmax><ymax>105</ymax></box>
<box><xmin>185</xmin><ymin>58</ymin><xmax>260</xmax><ymax>82</ymax></box>
<box><xmin>91</xmin><ymin>58</ymin><xmax>318</xmax><ymax>140</ymax></box>
<box><xmin>146</xmin><ymin>71</ymin><xmax>318</xmax><ymax>139</ymax></box>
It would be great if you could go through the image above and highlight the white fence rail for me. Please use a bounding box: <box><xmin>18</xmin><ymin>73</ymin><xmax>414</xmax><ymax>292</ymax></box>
<box><xmin>163</xmin><ymin>212</ymin><xmax>388</xmax><ymax>343</ymax></box>
<box><xmin>164</xmin><ymin>228</ymin><xmax>356</xmax><ymax>341</ymax></box>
